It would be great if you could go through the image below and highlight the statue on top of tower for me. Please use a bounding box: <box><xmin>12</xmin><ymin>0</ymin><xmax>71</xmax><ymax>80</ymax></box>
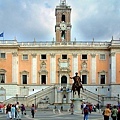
<box><xmin>60</xmin><ymin>0</ymin><xmax>66</xmax><ymax>5</ymax></box>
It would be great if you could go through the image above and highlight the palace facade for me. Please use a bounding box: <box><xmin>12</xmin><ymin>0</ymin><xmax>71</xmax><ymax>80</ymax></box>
<box><xmin>0</xmin><ymin>0</ymin><xmax>120</xmax><ymax>104</ymax></box>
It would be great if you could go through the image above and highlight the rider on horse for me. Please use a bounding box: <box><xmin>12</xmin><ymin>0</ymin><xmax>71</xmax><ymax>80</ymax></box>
<box><xmin>70</xmin><ymin>72</ymin><xmax>84</xmax><ymax>97</ymax></box>
<box><xmin>70</xmin><ymin>72</ymin><xmax>82</xmax><ymax>87</ymax></box>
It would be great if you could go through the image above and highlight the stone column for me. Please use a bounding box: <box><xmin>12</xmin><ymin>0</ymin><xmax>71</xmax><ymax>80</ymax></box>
<box><xmin>12</xmin><ymin>52</ymin><xmax>18</xmax><ymax>83</ymax></box>
<box><xmin>31</xmin><ymin>53</ymin><xmax>37</xmax><ymax>84</ymax></box>
<box><xmin>110</xmin><ymin>52</ymin><xmax>116</xmax><ymax>83</ymax></box>
<box><xmin>91</xmin><ymin>54</ymin><xmax>96</xmax><ymax>84</ymax></box>
<box><xmin>72</xmin><ymin>53</ymin><xmax>78</xmax><ymax>76</ymax></box>
<box><xmin>50</xmin><ymin>53</ymin><xmax>56</xmax><ymax>84</ymax></box>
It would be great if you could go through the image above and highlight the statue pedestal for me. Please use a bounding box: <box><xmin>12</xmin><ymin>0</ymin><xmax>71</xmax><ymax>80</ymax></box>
<box><xmin>70</xmin><ymin>97</ymin><xmax>84</xmax><ymax>113</ymax></box>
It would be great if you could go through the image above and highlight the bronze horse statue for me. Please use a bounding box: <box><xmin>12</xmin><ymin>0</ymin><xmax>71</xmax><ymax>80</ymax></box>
<box><xmin>70</xmin><ymin>72</ymin><xmax>84</xmax><ymax>98</ymax></box>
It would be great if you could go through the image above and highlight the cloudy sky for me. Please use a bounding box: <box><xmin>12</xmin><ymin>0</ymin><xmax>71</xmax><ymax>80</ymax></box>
<box><xmin>0</xmin><ymin>0</ymin><xmax>120</xmax><ymax>42</ymax></box>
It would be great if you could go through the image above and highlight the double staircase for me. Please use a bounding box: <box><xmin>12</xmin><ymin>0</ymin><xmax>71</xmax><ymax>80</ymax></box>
<box><xmin>3</xmin><ymin>85</ymin><xmax>118</xmax><ymax>107</ymax></box>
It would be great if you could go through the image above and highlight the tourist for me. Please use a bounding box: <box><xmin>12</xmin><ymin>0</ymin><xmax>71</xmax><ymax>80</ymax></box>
<box><xmin>82</xmin><ymin>102</ymin><xmax>86</xmax><ymax>114</ymax></box>
<box><xmin>111</xmin><ymin>105</ymin><xmax>118</xmax><ymax>120</ymax></box>
<box><xmin>83</xmin><ymin>105</ymin><xmax>89</xmax><ymax>120</ymax></box>
<box><xmin>11</xmin><ymin>104</ymin><xmax>16</xmax><ymax>119</ymax></box>
<box><xmin>16</xmin><ymin>102</ymin><xmax>21</xmax><ymax>120</ymax></box>
<box><xmin>21</xmin><ymin>104</ymin><xmax>26</xmax><ymax>115</ymax></box>
<box><xmin>31</xmin><ymin>104</ymin><xmax>35</xmax><ymax>118</ymax></box>
<box><xmin>70</xmin><ymin>102</ymin><xmax>74</xmax><ymax>115</ymax></box>
<box><xmin>117</xmin><ymin>105</ymin><xmax>120</xmax><ymax>120</ymax></box>
<box><xmin>103</xmin><ymin>105</ymin><xmax>111</xmax><ymax>120</ymax></box>
<box><xmin>6</xmin><ymin>104</ymin><xmax>12</xmax><ymax>119</ymax></box>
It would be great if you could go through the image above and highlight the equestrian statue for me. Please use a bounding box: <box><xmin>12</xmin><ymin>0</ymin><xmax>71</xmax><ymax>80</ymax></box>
<box><xmin>70</xmin><ymin>72</ymin><xmax>84</xmax><ymax>98</ymax></box>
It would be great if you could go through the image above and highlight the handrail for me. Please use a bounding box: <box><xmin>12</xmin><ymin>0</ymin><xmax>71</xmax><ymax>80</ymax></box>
<box><xmin>27</xmin><ymin>85</ymin><xmax>54</xmax><ymax>98</ymax></box>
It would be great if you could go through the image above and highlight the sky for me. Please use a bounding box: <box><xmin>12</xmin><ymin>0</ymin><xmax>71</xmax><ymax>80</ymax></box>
<box><xmin>0</xmin><ymin>0</ymin><xmax>120</xmax><ymax>42</ymax></box>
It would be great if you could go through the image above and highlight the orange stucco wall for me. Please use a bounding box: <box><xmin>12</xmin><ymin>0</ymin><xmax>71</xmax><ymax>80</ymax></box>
<box><xmin>116</xmin><ymin>53</ymin><xmax>120</xmax><ymax>83</ymax></box>
<box><xmin>0</xmin><ymin>53</ymin><xmax>12</xmax><ymax>83</ymax></box>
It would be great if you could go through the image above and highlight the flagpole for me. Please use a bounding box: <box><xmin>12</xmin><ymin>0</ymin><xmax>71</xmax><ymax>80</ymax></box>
<box><xmin>3</xmin><ymin>31</ymin><xmax>4</xmax><ymax>41</ymax></box>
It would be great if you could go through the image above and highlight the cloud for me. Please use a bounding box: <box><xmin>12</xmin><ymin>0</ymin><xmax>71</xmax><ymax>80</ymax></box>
<box><xmin>0</xmin><ymin>0</ymin><xmax>120</xmax><ymax>42</ymax></box>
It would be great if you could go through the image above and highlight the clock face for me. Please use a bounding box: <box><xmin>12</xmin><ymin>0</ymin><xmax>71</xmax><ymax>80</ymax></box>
<box><xmin>60</xmin><ymin>23</ymin><xmax>67</xmax><ymax>30</ymax></box>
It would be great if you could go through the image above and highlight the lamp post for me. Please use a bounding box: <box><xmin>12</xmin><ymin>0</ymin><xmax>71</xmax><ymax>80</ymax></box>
<box><xmin>98</xmin><ymin>95</ymin><xmax>100</xmax><ymax>110</ymax></box>
<box><xmin>16</xmin><ymin>94</ymin><xmax>18</xmax><ymax>102</ymax></box>
<box><xmin>35</xmin><ymin>95</ymin><xmax>36</xmax><ymax>109</ymax></box>
<box><xmin>118</xmin><ymin>94</ymin><xmax>119</xmax><ymax>105</ymax></box>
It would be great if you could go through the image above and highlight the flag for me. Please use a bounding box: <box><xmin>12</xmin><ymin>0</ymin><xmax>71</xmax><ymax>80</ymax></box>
<box><xmin>0</xmin><ymin>32</ymin><xmax>4</xmax><ymax>37</ymax></box>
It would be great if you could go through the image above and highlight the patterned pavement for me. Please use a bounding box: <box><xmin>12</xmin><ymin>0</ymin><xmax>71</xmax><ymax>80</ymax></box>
<box><xmin>0</xmin><ymin>110</ymin><xmax>112</xmax><ymax>120</ymax></box>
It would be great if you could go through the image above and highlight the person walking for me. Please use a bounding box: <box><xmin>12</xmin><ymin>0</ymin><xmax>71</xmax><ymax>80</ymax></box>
<box><xmin>83</xmin><ymin>105</ymin><xmax>89</xmax><ymax>120</ymax></box>
<box><xmin>16</xmin><ymin>102</ymin><xmax>21</xmax><ymax>120</ymax></box>
<box><xmin>11</xmin><ymin>104</ymin><xmax>16</xmax><ymax>119</ymax></box>
<box><xmin>103</xmin><ymin>105</ymin><xmax>111</xmax><ymax>120</ymax></box>
<box><xmin>82</xmin><ymin>102</ymin><xmax>86</xmax><ymax>114</ymax></box>
<box><xmin>21</xmin><ymin>104</ymin><xmax>26</xmax><ymax>115</ymax></box>
<box><xmin>117</xmin><ymin>105</ymin><xmax>120</xmax><ymax>120</ymax></box>
<box><xmin>70</xmin><ymin>102</ymin><xmax>74</xmax><ymax>115</ymax></box>
<box><xmin>111</xmin><ymin>105</ymin><xmax>118</xmax><ymax>120</ymax></box>
<box><xmin>6</xmin><ymin>104</ymin><xmax>12</xmax><ymax>119</ymax></box>
<box><xmin>31</xmin><ymin>104</ymin><xmax>35</xmax><ymax>118</ymax></box>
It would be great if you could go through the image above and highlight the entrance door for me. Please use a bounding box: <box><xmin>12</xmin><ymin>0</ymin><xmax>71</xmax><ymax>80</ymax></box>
<box><xmin>61</xmin><ymin>76</ymin><xmax>67</xmax><ymax>84</ymax></box>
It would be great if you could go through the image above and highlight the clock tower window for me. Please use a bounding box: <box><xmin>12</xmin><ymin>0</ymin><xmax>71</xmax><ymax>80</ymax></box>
<box><xmin>62</xmin><ymin>14</ymin><xmax>65</xmax><ymax>22</ymax></box>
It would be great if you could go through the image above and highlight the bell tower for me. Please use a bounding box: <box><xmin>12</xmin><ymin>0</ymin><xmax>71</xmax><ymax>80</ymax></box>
<box><xmin>55</xmin><ymin>0</ymin><xmax>72</xmax><ymax>42</ymax></box>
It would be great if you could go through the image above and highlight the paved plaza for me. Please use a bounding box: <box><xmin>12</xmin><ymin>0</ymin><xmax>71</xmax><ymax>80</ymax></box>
<box><xmin>0</xmin><ymin>109</ymin><xmax>113</xmax><ymax>120</ymax></box>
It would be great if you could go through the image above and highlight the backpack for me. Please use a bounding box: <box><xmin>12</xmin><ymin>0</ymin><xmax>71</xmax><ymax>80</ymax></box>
<box><xmin>17</xmin><ymin>107</ymin><xmax>20</xmax><ymax>112</ymax></box>
<box><xmin>84</xmin><ymin>108</ymin><xmax>88</xmax><ymax>114</ymax></box>
<box><xmin>118</xmin><ymin>108</ymin><xmax>120</xmax><ymax>113</ymax></box>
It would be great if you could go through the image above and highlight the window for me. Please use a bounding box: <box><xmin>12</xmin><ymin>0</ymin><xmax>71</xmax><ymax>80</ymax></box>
<box><xmin>100</xmin><ymin>75</ymin><xmax>105</xmax><ymax>84</ymax></box>
<box><xmin>100</xmin><ymin>54</ymin><xmax>105</xmax><ymax>60</ymax></box>
<box><xmin>61</xmin><ymin>31</ymin><xmax>65</xmax><ymax>40</ymax></box>
<box><xmin>0</xmin><ymin>53</ymin><xmax>6</xmax><ymax>58</ymax></box>
<box><xmin>62</xmin><ymin>55</ymin><xmax>67</xmax><ymax>59</ymax></box>
<box><xmin>82</xmin><ymin>75</ymin><xmax>87</xmax><ymax>84</ymax></box>
<box><xmin>61</xmin><ymin>14</ymin><xmax>65</xmax><ymax>22</ymax></box>
<box><xmin>22</xmin><ymin>75</ymin><xmax>27</xmax><ymax>84</ymax></box>
<box><xmin>0</xmin><ymin>74</ymin><xmax>5</xmax><ymax>83</ymax></box>
<box><xmin>23</xmin><ymin>54</ymin><xmax>28</xmax><ymax>60</ymax></box>
<box><xmin>82</xmin><ymin>54</ymin><xmax>87</xmax><ymax>60</ymax></box>
<box><xmin>41</xmin><ymin>75</ymin><xmax>46</xmax><ymax>84</ymax></box>
<box><xmin>41</xmin><ymin>54</ymin><xmax>46</xmax><ymax>60</ymax></box>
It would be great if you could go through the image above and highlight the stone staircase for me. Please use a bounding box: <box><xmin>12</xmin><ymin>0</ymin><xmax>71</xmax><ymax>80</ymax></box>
<box><xmin>81</xmin><ymin>89</ymin><xmax>118</xmax><ymax>106</ymax></box>
<box><xmin>3</xmin><ymin>85</ymin><xmax>118</xmax><ymax>107</ymax></box>
<box><xmin>3</xmin><ymin>85</ymin><xmax>55</xmax><ymax>107</ymax></box>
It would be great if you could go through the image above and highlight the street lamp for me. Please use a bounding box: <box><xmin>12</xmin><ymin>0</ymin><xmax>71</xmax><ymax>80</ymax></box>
<box><xmin>118</xmin><ymin>94</ymin><xmax>119</xmax><ymax>105</ymax></box>
<box><xmin>35</xmin><ymin>95</ymin><xmax>36</xmax><ymax>109</ymax></box>
<box><xmin>98</xmin><ymin>95</ymin><xmax>100</xmax><ymax>110</ymax></box>
<box><xmin>16</xmin><ymin>94</ymin><xmax>18</xmax><ymax>102</ymax></box>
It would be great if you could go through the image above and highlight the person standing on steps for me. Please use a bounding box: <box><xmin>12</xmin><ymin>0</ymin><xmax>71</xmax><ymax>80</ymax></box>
<box><xmin>31</xmin><ymin>104</ymin><xmax>35</xmax><ymax>118</ymax></box>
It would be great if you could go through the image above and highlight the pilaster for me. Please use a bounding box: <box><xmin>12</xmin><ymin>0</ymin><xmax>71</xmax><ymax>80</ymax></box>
<box><xmin>72</xmin><ymin>53</ymin><xmax>78</xmax><ymax>76</ymax></box>
<box><xmin>50</xmin><ymin>53</ymin><xmax>56</xmax><ymax>84</ymax></box>
<box><xmin>12</xmin><ymin>52</ymin><xmax>18</xmax><ymax>84</ymax></box>
<box><xmin>110</xmin><ymin>52</ymin><xmax>116</xmax><ymax>83</ymax></box>
<box><xmin>31</xmin><ymin>53</ymin><xmax>37</xmax><ymax>84</ymax></box>
<box><xmin>91</xmin><ymin>54</ymin><xmax>96</xmax><ymax>84</ymax></box>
